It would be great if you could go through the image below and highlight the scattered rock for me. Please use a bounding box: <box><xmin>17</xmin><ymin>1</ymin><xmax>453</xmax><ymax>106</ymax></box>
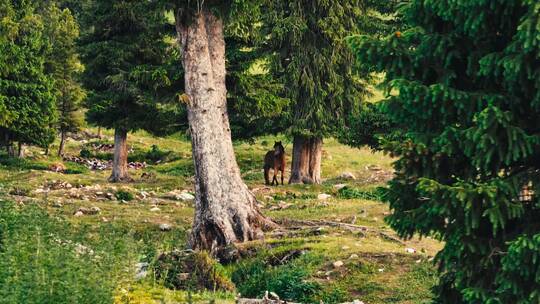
<box><xmin>349</xmin><ymin>254</ymin><xmax>359</xmax><ymax>260</ymax></box>
<box><xmin>366</xmin><ymin>164</ymin><xmax>383</xmax><ymax>171</ymax></box>
<box><xmin>159</xmin><ymin>223</ymin><xmax>172</xmax><ymax>231</ymax></box>
<box><xmin>166</xmin><ymin>190</ymin><xmax>195</xmax><ymax>202</ymax></box>
<box><xmin>74</xmin><ymin>206</ymin><xmax>101</xmax><ymax>216</ymax></box>
<box><xmin>334</xmin><ymin>183</ymin><xmax>347</xmax><ymax>190</ymax></box>
<box><xmin>318</xmin><ymin>193</ymin><xmax>332</xmax><ymax>200</ymax></box>
<box><xmin>150</xmin><ymin>206</ymin><xmax>160</xmax><ymax>212</ymax></box>
<box><xmin>333</xmin><ymin>260</ymin><xmax>344</xmax><ymax>268</ymax></box>
<box><xmin>341</xmin><ymin>246</ymin><xmax>350</xmax><ymax>250</ymax></box>
<box><xmin>135</xmin><ymin>262</ymin><xmax>149</xmax><ymax>280</ymax></box>
<box><xmin>48</xmin><ymin>162</ymin><xmax>66</xmax><ymax>172</ymax></box>
<box><xmin>405</xmin><ymin>248</ymin><xmax>416</xmax><ymax>254</ymax></box>
<box><xmin>339</xmin><ymin>172</ymin><xmax>356</xmax><ymax>180</ymax></box>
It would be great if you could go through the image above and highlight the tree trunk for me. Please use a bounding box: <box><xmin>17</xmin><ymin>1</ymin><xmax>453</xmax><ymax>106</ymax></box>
<box><xmin>176</xmin><ymin>9</ymin><xmax>275</xmax><ymax>254</ymax></box>
<box><xmin>97</xmin><ymin>126</ymin><xmax>102</xmax><ymax>139</ymax></box>
<box><xmin>289</xmin><ymin>136</ymin><xmax>323</xmax><ymax>184</ymax></box>
<box><xmin>109</xmin><ymin>128</ymin><xmax>130</xmax><ymax>182</ymax></box>
<box><xmin>57</xmin><ymin>131</ymin><xmax>66</xmax><ymax>157</ymax></box>
<box><xmin>17</xmin><ymin>142</ymin><xmax>24</xmax><ymax>159</ymax></box>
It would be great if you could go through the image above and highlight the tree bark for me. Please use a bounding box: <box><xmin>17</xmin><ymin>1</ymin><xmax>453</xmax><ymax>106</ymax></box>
<box><xmin>289</xmin><ymin>136</ymin><xmax>323</xmax><ymax>184</ymax></box>
<box><xmin>176</xmin><ymin>9</ymin><xmax>275</xmax><ymax>254</ymax></box>
<box><xmin>17</xmin><ymin>142</ymin><xmax>24</xmax><ymax>159</ymax></box>
<box><xmin>109</xmin><ymin>128</ymin><xmax>130</xmax><ymax>182</ymax></box>
<box><xmin>58</xmin><ymin>131</ymin><xmax>66</xmax><ymax>157</ymax></box>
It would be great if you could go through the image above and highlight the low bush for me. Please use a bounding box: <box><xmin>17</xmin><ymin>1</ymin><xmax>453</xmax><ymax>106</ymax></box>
<box><xmin>153</xmin><ymin>250</ymin><xmax>234</xmax><ymax>292</ymax></box>
<box><xmin>232</xmin><ymin>253</ymin><xmax>322</xmax><ymax>303</ymax></box>
<box><xmin>115</xmin><ymin>189</ymin><xmax>134</xmax><ymax>201</ymax></box>
<box><xmin>337</xmin><ymin>186</ymin><xmax>382</xmax><ymax>201</ymax></box>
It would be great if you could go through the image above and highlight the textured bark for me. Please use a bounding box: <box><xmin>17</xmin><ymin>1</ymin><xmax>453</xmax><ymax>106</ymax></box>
<box><xmin>289</xmin><ymin>136</ymin><xmax>323</xmax><ymax>184</ymax></box>
<box><xmin>58</xmin><ymin>131</ymin><xmax>66</xmax><ymax>157</ymax></box>
<box><xmin>109</xmin><ymin>128</ymin><xmax>130</xmax><ymax>182</ymax></box>
<box><xmin>176</xmin><ymin>10</ymin><xmax>275</xmax><ymax>253</ymax></box>
<box><xmin>17</xmin><ymin>142</ymin><xmax>24</xmax><ymax>159</ymax></box>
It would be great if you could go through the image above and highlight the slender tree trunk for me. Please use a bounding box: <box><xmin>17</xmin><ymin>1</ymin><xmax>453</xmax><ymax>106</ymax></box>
<box><xmin>45</xmin><ymin>146</ymin><xmax>49</xmax><ymax>156</ymax></box>
<box><xmin>176</xmin><ymin>9</ymin><xmax>275</xmax><ymax>254</ymax></box>
<box><xmin>109</xmin><ymin>128</ymin><xmax>130</xmax><ymax>182</ymax></box>
<box><xmin>97</xmin><ymin>126</ymin><xmax>102</xmax><ymax>139</ymax></box>
<box><xmin>289</xmin><ymin>136</ymin><xmax>323</xmax><ymax>184</ymax></box>
<box><xmin>17</xmin><ymin>142</ymin><xmax>24</xmax><ymax>159</ymax></box>
<box><xmin>58</xmin><ymin>131</ymin><xmax>66</xmax><ymax>157</ymax></box>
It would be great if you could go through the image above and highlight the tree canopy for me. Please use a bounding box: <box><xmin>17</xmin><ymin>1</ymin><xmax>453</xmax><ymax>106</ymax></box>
<box><xmin>349</xmin><ymin>0</ymin><xmax>540</xmax><ymax>302</ymax></box>
<box><xmin>0</xmin><ymin>0</ymin><xmax>57</xmax><ymax>149</ymax></box>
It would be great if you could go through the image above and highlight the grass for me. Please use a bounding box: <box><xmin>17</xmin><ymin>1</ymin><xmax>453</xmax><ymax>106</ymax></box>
<box><xmin>0</xmin><ymin>127</ymin><xmax>441</xmax><ymax>304</ymax></box>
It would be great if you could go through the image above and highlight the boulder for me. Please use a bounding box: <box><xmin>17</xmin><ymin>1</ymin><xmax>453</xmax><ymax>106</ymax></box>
<box><xmin>318</xmin><ymin>193</ymin><xmax>332</xmax><ymax>200</ymax></box>
<box><xmin>166</xmin><ymin>190</ymin><xmax>195</xmax><ymax>202</ymax></box>
<box><xmin>339</xmin><ymin>172</ymin><xmax>356</xmax><ymax>180</ymax></box>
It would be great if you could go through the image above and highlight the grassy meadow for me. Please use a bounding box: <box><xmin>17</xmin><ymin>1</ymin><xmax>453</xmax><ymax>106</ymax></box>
<box><xmin>0</xmin><ymin>128</ymin><xmax>441</xmax><ymax>304</ymax></box>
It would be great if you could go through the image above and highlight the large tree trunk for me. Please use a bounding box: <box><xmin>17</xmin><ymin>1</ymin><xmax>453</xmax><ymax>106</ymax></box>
<box><xmin>289</xmin><ymin>136</ymin><xmax>323</xmax><ymax>184</ymax></box>
<box><xmin>57</xmin><ymin>131</ymin><xmax>66</xmax><ymax>157</ymax></box>
<box><xmin>176</xmin><ymin>9</ymin><xmax>274</xmax><ymax>254</ymax></box>
<box><xmin>17</xmin><ymin>142</ymin><xmax>25</xmax><ymax>159</ymax></box>
<box><xmin>109</xmin><ymin>128</ymin><xmax>130</xmax><ymax>182</ymax></box>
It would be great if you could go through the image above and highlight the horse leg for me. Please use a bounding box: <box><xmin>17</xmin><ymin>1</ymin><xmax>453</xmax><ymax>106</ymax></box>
<box><xmin>264</xmin><ymin>167</ymin><xmax>270</xmax><ymax>185</ymax></box>
<box><xmin>281</xmin><ymin>169</ymin><xmax>284</xmax><ymax>185</ymax></box>
<box><xmin>273</xmin><ymin>166</ymin><xmax>279</xmax><ymax>186</ymax></box>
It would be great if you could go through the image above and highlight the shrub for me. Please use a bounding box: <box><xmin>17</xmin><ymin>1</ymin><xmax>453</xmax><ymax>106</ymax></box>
<box><xmin>115</xmin><ymin>190</ymin><xmax>134</xmax><ymax>201</ymax></box>
<box><xmin>232</xmin><ymin>253</ymin><xmax>321</xmax><ymax>303</ymax></box>
<box><xmin>0</xmin><ymin>201</ymin><xmax>134</xmax><ymax>304</ymax></box>
<box><xmin>153</xmin><ymin>250</ymin><xmax>234</xmax><ymax>292</ymax></box>
<box><xmin>337</xmin><ymin>186</ymin><xmax>382</xmax><ymax>201</ymax></box>
<box><xmin>79</xmin><ymin>147</ymin><xmax>91</xmax><ymax>158</ymax></box>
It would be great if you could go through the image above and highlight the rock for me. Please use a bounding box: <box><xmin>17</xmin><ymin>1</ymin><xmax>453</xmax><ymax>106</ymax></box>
<box><xmin>405</xmin><ymin>247</ymin><xmax>416</xmax><ymax>254</ymax></box>
<box><xmin>106</xmin><ymin>192</ymin><xmax>114</xmax><ymax>200</ymax></box>
<box><xmin>349</xmin><ymin>254</ymin><xmax>359</xmax><ymax>260</ymax></box>
<box><xmin>135</xmin><ymin>262</ymin><xmax>149</xmax><ymax>280</ymax></box>
<box><xmin>318</xmin><ymin>193</ymin><xmax>332</xmax><ymax>200</ymax></box>
<box><xmin>48</xmin><ymin>163</ymin><xmax>66</xmax><ymax>172</ymax></box>
<box><xmin>150</xmin><ymin>206</ymin><xmax>160</xmax><ymax>212</ymax></box>
<box><xmin>366</xmin><ymin>164</ymin><xmax>383</xmax><ymax>171</ymax></box>
<box><xmin>333</xmin><ymin>260</ymin><xmax>344</xmax><ymax>268</ymax></box>
<box><xmin>263</xmin><ymin>195</ymin><xmax>274</xmax><ymax>201</ymax></box>
<box><xmin>166</xmin><ymin>190</ymin><xmax>195</xmax><ymax>201</ymax></box>
<box><xmin>159</xmin><ymin>223</ymin><xmax>172</xmax><ymax>231</ymax></box>
<box><xmin>268</xmin><ymin>291</ymin><xmax>280</xmax><ymax>301</ymax></box>
<box><xmin>339</xmin><ymin>172</ymin><xmax>356</xmax><ymax>180</ymax></box>
<box><xmin>334</xmin><ymin>183</ymin><xmax>347</xmax><ymax>190</ymax></box>
<box><xmin>341</xmin><ymin>246</ymin><xmax>350</xmax><ymax>250</ymax></box>
<box><xmin>74</xmin><ymin>206</ymin><xmax>100</xmax><ymax>216</ymax></box>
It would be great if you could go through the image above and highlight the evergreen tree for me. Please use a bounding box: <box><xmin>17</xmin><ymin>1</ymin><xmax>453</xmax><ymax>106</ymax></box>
<box><xmin>263</xmin><ymin>0</ymin><xmax>372</xmax><ymax>184</ymax></box>
<box><xmin>42</xmin><ymin>3</ymin><xmax>85</xmax><ymax>156</ymax></box>
<box><xmin>81</xmin><ymin>0</ymin><xmax>183</xmax><ymax>182</ymax></box>
<box><xmin>349</xmin><ymin>0</ymin><xmax>540</xmax><ymax>302</ymax></box>
<box><xmin>0</xmin><ymin>0</ymin><xmax>57</xmax><ymax>156</ymax></box>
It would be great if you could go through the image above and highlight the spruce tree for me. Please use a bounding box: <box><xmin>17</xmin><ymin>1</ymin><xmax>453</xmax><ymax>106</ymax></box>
<box><xmin>349</xmin><ymin>0</ymin><xmax>540</xmax><ymax>302</ymax></box>
<box><xmin>263</xmin><ymin>0</ymin><xmax>371</xmax><ymax>184</ymax></box>
<box><xmin>42</xmin><ymin>3</ymin><xmax>85</xmax><ymax>156</ymax></box>
<box><xmin>81</xmin><ymin>0</ymin><xmax>183</xmax><ymax>182</ymax></box>
<box><xmin>0</xmin><ymin>0</ymin><xmax>57</xmax><ymax>156</ymax></box>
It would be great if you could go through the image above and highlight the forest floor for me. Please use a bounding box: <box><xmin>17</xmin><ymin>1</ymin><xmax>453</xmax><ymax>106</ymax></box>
<box><xmin>0</xmin><ymin>128</ymin><xmax>441</xmax><ymax>304</ymax></box>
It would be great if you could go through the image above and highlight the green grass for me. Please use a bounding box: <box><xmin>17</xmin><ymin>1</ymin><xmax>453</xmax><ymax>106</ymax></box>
<box><xmin>0</xmin><ymin>128</ymin><xmax>441</xmax><ymax>304</ymax></box>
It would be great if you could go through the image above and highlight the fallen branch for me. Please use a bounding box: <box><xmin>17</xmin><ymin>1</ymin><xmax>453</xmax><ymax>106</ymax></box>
<box><xmin>275</xmin><ymin>219</ymin><xmax>406</xmax><ymax>246</ymax></box>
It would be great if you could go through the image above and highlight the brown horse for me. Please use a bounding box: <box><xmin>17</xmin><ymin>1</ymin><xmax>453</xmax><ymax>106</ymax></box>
<box><xmin>264</xmin><ymin>141</ymin><xmax>286</xmax><ymax>185</ymax></box>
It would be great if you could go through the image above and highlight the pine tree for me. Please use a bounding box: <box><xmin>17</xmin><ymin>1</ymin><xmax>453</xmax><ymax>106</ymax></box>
<box><xmin>349</xmin><ymin>0</ymin><xmax>540</xmax><ymax>302</ymax></box>
<box><xmin>81</xmin><ymin>0</ymin><xmax>183</xmax><ymax>182</ymax></box>
<box><xmin>0</xmin><ymin>0</ymin><xmax>57</xmax><ymax>156</ymax></box>
<box><xmin>42</xmin><ymin>3</ymin><xmax>85</xmax><ymax>156</ymax></box>
<box><xmin>263</xmin><ymin>0</ymin><xmax>372</xmax><ymax>184</ymax></box>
